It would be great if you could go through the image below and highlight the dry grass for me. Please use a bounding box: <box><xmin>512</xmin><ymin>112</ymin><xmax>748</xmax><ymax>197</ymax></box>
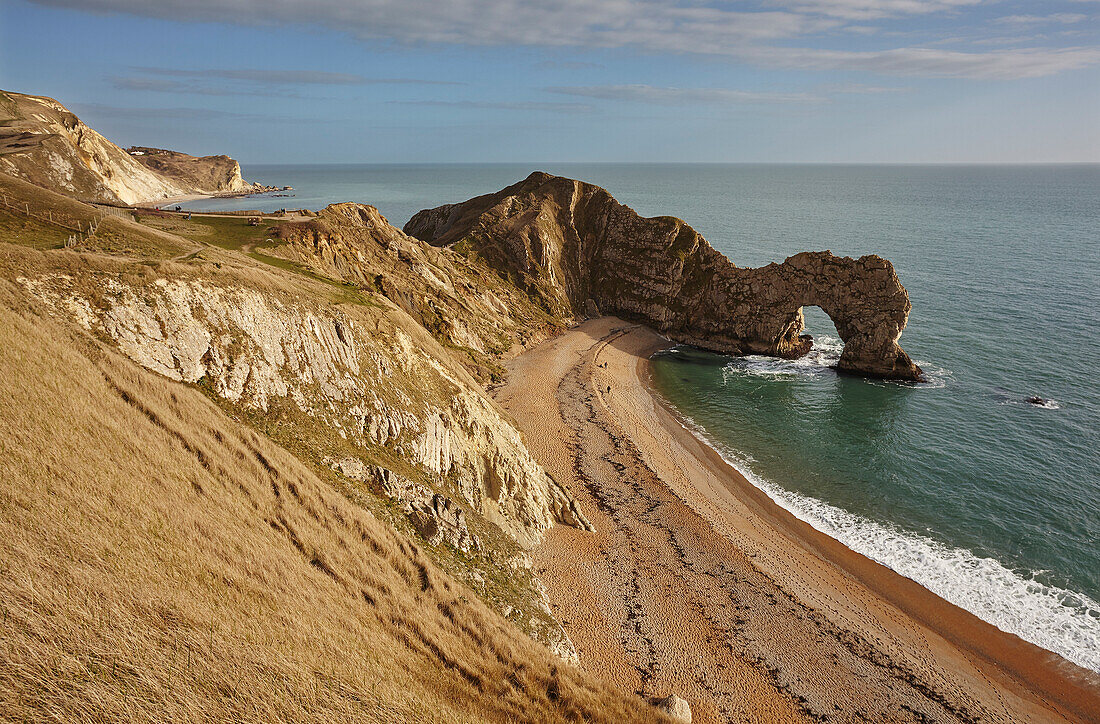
<box><xmin>0</xmin><ymin>208</ymin><xmax>68</xmax><ymax>249</ymax></box>
<box><xmin>0</xmin><ymin>281</ymin><xmax>662</xmax><ymax>723</ymax></box>
<box><xmin>0</xmin><ymin>172</ymin><xmax>192</xmax><ymax>259</ymax></box>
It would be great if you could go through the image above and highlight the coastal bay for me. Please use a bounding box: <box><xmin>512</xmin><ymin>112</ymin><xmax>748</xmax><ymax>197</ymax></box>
<box><xmin>494</xmin><ymin>317</ymin><xmax>1100</xmax><ymax>723</ymax></box>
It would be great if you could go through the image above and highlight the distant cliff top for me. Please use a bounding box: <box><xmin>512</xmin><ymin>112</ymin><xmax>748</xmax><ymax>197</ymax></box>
<box><xmin>123</xmin><ymin>146</ymin><xmax>255</xmax><ymax>199</ymax></box>
<box><xmin>0</xmin><ymin>90</ymin><xmax>263</xmax><ymax>205</ymax></box>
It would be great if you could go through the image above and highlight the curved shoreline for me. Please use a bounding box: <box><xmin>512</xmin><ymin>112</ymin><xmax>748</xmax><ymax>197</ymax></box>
<box><xmin>495</xmin><ymin>317</ymin><xmax>1100</xmax><ymax>723</ymax></box>
<box><xmin>637</xmin><ymin>341</ymin><xmax>1100</xmax><ymax>721</ymax></box>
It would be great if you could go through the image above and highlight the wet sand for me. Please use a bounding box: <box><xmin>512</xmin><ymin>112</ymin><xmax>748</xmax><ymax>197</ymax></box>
<box><xmin>493</xmin><ymin>317</ymin><xmax>1100</xmax><ymax>724</ymax></box>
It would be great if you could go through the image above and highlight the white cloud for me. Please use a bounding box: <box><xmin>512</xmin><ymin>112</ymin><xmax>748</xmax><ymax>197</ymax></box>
<box><xmin>765</xmin><ymin>0</ymin><xmax>983</xmax><ymax>21</ymax></box>
<box><xmin>28</xmin><ymin>0</ymin><xmax>1100</xmax><ymax>79</ymax></box>
<box><xmin>33</xmin><ymin>0</ymin><xmax>838</xmax><ymax>45</ymax></box>
<box><xmin>996</xmin><ymin>14</ymin><xmax>1088</xmax><ymax>25</ymax></box>
<box><xmin>738</xmin><ymin>45</ymin><xmax>1100</xmax><ymax>78</ymax></box>
<box><xmin>393</xmin><ymin>99</ymin><xmax>594</xmax><ymax>113</ymax></box>
<box><xmin>132</xmin><ymin>67</ymin><xmax>462</xmax><ymax>85</ymax></box>
<box><xmin>547</xmin><ymin>84</ymin><xmax>825</xmax><ymax>103</ymax></box>
<box><xmin>819</xmin><ymin>82</ymin><xmax>909</xmax><ymax>92</ymax></box>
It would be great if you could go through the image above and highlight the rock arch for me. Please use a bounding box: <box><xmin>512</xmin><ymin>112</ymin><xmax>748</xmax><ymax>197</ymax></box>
<box><xmin>720</xmin><ymin>251</ymin><xmax>923</xmax><ymax>380</ymax></box>
<box><xmin>406</xmin><ymin>172</ymin><xmax>924</xmax><ymax>381</ymax></box>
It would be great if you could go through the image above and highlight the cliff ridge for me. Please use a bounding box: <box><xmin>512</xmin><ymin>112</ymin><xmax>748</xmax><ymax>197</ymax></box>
<box><xmin>0</xmin><ymin>90</ymin><xmax>266</xmax><ymax>204</ymax></box>
<box><xmin>406</xmin><ymin>172</ymin><xmax>922</xmax><ymax>380</ymax></box>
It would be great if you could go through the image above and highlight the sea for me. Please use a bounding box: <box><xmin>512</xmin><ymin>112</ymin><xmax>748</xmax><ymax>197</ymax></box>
<box><xmin>181</xmin><ymin>163</ymin><xmax>1100</xmax><ymax>673</ymax></box>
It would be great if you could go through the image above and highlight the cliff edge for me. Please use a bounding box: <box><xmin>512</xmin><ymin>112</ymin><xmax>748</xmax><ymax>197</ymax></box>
<box><xmin>406</xmin><ymin>172</ymin><xmax>922</xmax><ymax>381</ymax></box>
<box><xmin>125</xmin><ymin>146</ymin><xmax>257</xmax><ymax>197</ymax></box>
<box><xmin>0</xmin><ymin>90</ymin><xmax>266</xmax><ymax>204</ymax></box>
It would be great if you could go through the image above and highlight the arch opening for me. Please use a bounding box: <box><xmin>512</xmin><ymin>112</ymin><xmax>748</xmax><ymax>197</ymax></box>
<box><xmin>799</xmin><ymin>305</ymin><xmax>845</xmax><ymax>368</ymax></box>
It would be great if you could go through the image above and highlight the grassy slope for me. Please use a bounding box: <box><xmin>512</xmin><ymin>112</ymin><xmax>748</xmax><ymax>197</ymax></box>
<box><xmin>0</xmin><ymin>174</ymin><xmax>663</xmax><ymax>722</ymax></box>
<box><xmin>0</xmin><ymin>261</ymin><xmax>658</xmax><ymax>724</ymax></box>
<box><xmin>0</xmin><ymin>173</ymin><xmax>192</xmax><ymax>260</ymax></box>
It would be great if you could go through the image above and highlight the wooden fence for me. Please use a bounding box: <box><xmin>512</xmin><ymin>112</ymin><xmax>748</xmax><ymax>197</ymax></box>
<box><xmin>1</xmin><ymin>193</ymin><xmax>107</xmax><ymax>248</ymax></box>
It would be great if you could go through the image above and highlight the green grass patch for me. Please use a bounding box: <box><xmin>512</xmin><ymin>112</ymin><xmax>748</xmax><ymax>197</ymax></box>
<box><xmin>247</xmin><ymin>248</ymin><xmax>379</xmax><ymax>307</ymax></box>
<box><xmin>0</xmin><ymin>208</ymin><xmax>70</xmax><ymax>249</ymax></box>
<box><xmin>138</xmin><ymin>213</ymin><xmax>280</xmax><ymax>251</ymax></box>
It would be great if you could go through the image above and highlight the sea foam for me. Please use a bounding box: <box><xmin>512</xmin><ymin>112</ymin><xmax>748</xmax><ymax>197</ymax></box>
<box><xmin>719</xmin><ymin>335</ymin><xmax>951</xmax><ymax>389</ymax></box>
<box><xmin>672</xmin><ymin>414</ymin><xmax>1100</xmax><ymax>674</ymax></box>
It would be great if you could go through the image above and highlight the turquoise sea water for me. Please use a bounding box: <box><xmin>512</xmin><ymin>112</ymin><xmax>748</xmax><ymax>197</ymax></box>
<box><xmin>185</xmin><ymin>164</ymin><xmax>1100</xmax><ymax>671</ymax></box>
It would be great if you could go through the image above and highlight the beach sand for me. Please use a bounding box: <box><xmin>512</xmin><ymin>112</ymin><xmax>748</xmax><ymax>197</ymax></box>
<box><xmin>493</xmin><ymin>317</ymin><xmax>1100</xmax><ymax>724</ymax></box>
<box><xmin>134</xmin><ymin>192</ymin><xmax>215</xmax><ymax>208</ymax></box>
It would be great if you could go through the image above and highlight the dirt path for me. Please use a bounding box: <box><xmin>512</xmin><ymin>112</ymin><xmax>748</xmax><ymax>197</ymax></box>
<box><xmin>494</xmin><ymin>317</ymin><xmax>1099</xmax><ymax>724</ymax></box>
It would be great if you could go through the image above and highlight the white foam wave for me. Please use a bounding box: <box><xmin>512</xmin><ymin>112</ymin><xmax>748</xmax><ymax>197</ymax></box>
<box><xmin>721</xmin><ymin>335</ymin><xmax>843</xmax><ymax>380</ymax></box>
<box><xmin>673</xmin><ymin>415</ymin><xmax>1100</xmax><ymax>674</ymax></box>
<box><xmin>719</xmin><ymin>336</ymin><xmax>951</xmax><ymax>389</ymax></box>
<box><xmin>1000</xmin><ymin>398</ymin><xmax>1062</xmax><ymax>410</ymax></box>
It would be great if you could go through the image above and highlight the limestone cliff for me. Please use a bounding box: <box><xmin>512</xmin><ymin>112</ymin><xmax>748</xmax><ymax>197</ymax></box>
<box><xmin>2</xmin><ymin>159</ymin><xmax>594</xmax><ymax>655</ymax></box>
<box><xmin>125</xmin><ymin>146</ymin><xmax>260</xmax><ymax>196</ymax></box>
<box><xmin>18</xmin><ymin>268</ymin><xmax>589</xmax><ymax>548</ymax></box>
<box><xmin>406</xmin><ymin>172</ymin><xmax>922</xmax><ymax>380</ymax></box>
<box><xmin>268</xmin><ymin>202</ymin><xmax>566</xmax><ymax>381</ymax></box>
<box><xmin>0</xmin><ymin>90</ymin><xmax>264</xmax><ymax>204</ymax></box>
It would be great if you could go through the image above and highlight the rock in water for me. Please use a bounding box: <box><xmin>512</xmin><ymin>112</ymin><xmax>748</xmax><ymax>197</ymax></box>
<box><xmin>652</xmin><ymin>694</ymin><xmax>692</xmax><ymax>722</ymax></box>
<box><xmin>405</xmin><ymin>172</ymin><xmax>923</xmax><ymax>381</ymax></box>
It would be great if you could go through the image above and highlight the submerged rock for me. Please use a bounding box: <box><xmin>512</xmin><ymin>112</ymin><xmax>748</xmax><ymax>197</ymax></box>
<box><xmin>406</xmin><ymin>172</ymin><xmax>923</xmax><ymax>381</ymax></box>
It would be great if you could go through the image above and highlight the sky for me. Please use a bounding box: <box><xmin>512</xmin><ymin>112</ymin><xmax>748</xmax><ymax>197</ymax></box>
<box><xmin>1</xmin><ymin>0</ymin><xmax>1098</xmax><ymax>163</ymax></box>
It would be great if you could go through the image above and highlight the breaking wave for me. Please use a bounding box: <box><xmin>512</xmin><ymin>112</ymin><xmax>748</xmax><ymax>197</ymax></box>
<box><xmin>718</xmin><ymin>335</ymin><xmax>951</xmax><ymax>388</ymax></box>
<box><xmin>673</xmin><ymin>414</ymin><xmax>1100</xmax><ymax>674</ymax></box>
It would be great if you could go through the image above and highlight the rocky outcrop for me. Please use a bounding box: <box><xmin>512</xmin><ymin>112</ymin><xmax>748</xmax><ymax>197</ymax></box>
<box><xmin>19</xmin><ymin>272</ymin><xmax>591</xmax><ymax>546</ymax></box>
<box><xmin>406</xmin><ymin>172</ymin><xmax>922</xmax><ymax>380</ymax></box>
<box><xmin>328</xmin><ymin>457</ymin><xmax>480</xmax><ymax>551</ymax></box>
<box><xmin>271</xmin><ymin>202</ymin><xmax>567</xmax><ymax>380</ymax></box>
<box><xmin>652</xmin><ymin>694</ymin><xmax>692</xmax><ymax>723</ymax></box>
<box><xmin>0</xmin><ymin>91</ymin><xmax>265</xmax><ymax>204</ymax></box>
<box><xmin>126</xmin><ymin>146</ymin><xmax>272</xmax><ymax>197</ymax></box>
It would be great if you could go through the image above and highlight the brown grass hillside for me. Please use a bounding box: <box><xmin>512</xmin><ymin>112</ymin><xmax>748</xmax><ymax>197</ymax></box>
<box><xmin>0</xmin><ymin>265</ymin><xmax>659</xmax><ymax>721</ymax></box>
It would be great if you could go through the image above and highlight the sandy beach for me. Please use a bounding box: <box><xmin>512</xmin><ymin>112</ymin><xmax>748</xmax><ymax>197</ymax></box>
<box><xmin>493</xmin><ymin>317</ymin><xmax>1100</xmax><ymax>724</ymax></box>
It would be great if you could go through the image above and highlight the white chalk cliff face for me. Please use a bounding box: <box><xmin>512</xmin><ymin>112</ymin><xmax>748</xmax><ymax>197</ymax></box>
<box><xmin>0</xmin><ymin>91</ymin><xmax>257</xmax><ymax>204</ymax></box>
<box><xmin>20</xmin><ymin>272</ymin><xmax>590</xmax><ymax>547</ymax></box>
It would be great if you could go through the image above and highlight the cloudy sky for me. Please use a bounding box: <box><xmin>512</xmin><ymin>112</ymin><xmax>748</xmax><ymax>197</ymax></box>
<box><xmin>2</xmin><ymin>0</ymin><xmax>1097</xmax><ymax>162</ymax></box>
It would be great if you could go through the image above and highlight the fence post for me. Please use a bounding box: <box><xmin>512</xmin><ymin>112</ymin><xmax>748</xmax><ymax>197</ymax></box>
<box><xmin>25</xmin><ymin>202</ymin><xmax>30</xmax><ymax>215</ymax></box>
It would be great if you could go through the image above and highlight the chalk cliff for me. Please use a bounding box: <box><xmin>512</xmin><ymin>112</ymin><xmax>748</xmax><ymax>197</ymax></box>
<box><xmin>406</xmin><ymin>172</ymin><xmax>922</xmax><ymax>380</ymax></box>
<box><xmin>269</xmin><ymin>202</ymin><xmax>566</xmax><ymax>381</ymax></box>
<box><xmin>19</xmin><ymin>270</ymin><xmax>589</xmax><ymax>549</ymax></box>
<box><xmin>0</xmin><ymin>90</ymin><xmax>264</xmax><ymax>204</ymax></box>
<box><xmin>125</xmin><ymin>146</ymin><xmax>262</xmax><ymax>197</ymax></box>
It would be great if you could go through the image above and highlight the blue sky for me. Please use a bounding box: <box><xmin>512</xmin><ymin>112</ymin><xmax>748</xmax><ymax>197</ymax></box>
<box><xmin>1</xmin><ymin>0</ymin><xmax>1097</xmax><ymax>163</ymax></box>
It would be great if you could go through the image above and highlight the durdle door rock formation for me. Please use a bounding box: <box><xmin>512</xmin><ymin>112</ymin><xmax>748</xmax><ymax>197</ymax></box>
<box><xmin>0</xmin><ymin>90</ymin><xmax>269</xmax><ymax>204</ymax></box>
<box><xmin>406</xmin><ymin>172</ymin><xmax>923</xmax><ymax>381</ymax></box>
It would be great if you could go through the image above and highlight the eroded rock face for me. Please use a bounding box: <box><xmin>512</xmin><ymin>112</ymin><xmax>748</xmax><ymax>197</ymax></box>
<box><xmin>19</xmin><ymin>272</ymin><xmax>591</xmax><ymax>546</ymax></box>
<box><xmin>406</xmin><ymin>172</ymin><xmax>922</xmax><ymax>380</ymax></box>
<box><xmin>272</xmin><ymin>202</ymin><xmax>566</xmax><ymax>381</ymax></box>
<box><xmin>0</xmin><ymin>90</ymin><xmax>265</xmax><ymax>204</ymax></box>
<box><xmin>125</xmin><ymin>147</ymin><xmax>261</xmax><ymax>197</ymax></box>
<box><xmin>328</xmin><ymin>458</ymin><xmax>481</xmax><ymax>552</ymax></box>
